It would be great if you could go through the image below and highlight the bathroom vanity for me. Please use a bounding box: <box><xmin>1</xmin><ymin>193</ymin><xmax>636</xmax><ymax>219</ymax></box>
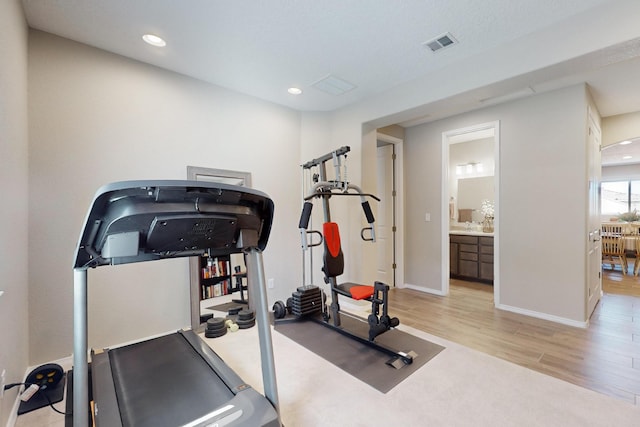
<box><xmin>449</xmin><ymin>231</ymin><xmax>494</xmax><ymax>284</ymax></box>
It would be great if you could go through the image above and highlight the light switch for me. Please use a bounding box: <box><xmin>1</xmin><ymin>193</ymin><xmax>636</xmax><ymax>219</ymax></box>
<box><xmin>425</xmin><ymin>213</ymin><xmax>431</xmax><ymax>222</ymax></box>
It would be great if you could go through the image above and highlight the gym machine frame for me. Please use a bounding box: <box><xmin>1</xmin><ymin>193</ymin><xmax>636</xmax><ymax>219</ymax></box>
<box><xmin>72</xmin><ymin>180</ymin><xmax>281</xmax><ymax>427</ymax></box>
<box><xmin>297</xmin><ymin>147</ymin><xmax>415</xmax><ymax>368</ymax></box>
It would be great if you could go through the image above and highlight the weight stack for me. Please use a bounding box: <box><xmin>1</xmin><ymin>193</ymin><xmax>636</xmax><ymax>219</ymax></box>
<box><xmin>289</xmin><ymin>285</ymin><xmax>323</xmax><ymax>317</ymax></box>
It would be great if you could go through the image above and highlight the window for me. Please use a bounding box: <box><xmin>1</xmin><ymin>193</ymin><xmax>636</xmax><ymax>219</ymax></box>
<box><xmin>601</xmin><ymin>180</ymin><xmax>640</xmax><ymax>215</ymax></box>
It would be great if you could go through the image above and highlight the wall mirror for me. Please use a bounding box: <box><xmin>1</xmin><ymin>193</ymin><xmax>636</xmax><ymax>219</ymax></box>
<box><xmin>449</xmin><ymin>137</ymin><xmax>495</xmax><ymax>225</ymax></box>
<box><xmin>187</xmin><ymin>166</ymin><xmax>252</xmax><ymax>331</ymax></box>
<box><xmin>457</xmin><ymin>176</ymin><xmax>494</xmax><ymax>223</ymax></box>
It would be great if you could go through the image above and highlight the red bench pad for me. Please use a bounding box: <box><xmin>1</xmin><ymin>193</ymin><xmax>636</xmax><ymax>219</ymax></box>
<box><xmin>349</xmin><ymin>285</ymin><xmax>375</xmax><ymax>300</ymax></box>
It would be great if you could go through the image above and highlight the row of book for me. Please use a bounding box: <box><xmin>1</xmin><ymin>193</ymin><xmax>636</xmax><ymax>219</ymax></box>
<box><xmin>201</xmin><ymin>279</ymin><xmax>231</xmax><ymax>300</ymax></box>
<box><xmin>202</xmin><ymin>257</ymin><xmax>231</xmax><ymax>279</ymax></box>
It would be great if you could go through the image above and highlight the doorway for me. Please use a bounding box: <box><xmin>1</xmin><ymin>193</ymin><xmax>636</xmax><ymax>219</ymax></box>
<box><xmin>376</xmin><ymin>132</ymin><xmax>404</xmax><ymax>288</ymax></box>
<box><xmin>599</xmin><ymin>134</ymin><xmax>640</xmax><ymax>299</ymax></box>
<box><xmin>441</xmin><ymin>121</ymin><xmax>500</xmax><ymax>304</ymax></box>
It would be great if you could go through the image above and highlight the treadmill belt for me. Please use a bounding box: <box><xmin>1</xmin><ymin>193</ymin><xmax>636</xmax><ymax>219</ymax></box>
<box><xmin>109</xmin><ymin>333</ymin><xmax>234</xmax><ymax>427</ymax></box>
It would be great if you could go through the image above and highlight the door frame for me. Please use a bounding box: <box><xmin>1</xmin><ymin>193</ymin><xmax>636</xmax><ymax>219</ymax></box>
<box><xmin>376</xmin><ymin>132</ymin><xmax>405</xmax><ymax>288</ymax></box>
<box><xmin>586</xmin><ymin>106</ymin><xmax>602</xmax><ymax>319</ymax></box>
<box><xmin>441</xmin><ymin>121</ymin><xmax>500</xmax><ymax>303</ymax></box>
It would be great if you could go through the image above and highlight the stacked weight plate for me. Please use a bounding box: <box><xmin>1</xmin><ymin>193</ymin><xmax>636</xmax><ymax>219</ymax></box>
<box><xmin>289</xmin><ymin>285</ymin><xmax>323</xmax><ymax>317</ymax></box>
<box><xmin>204</xmin><ymin>317</ymin><xmax>227</xmax><ymax>338</ymax></box>
<box><xmin>235</xmin><ymin>309</ymin><xmax>256</xmax><ymax>329</ymax></box>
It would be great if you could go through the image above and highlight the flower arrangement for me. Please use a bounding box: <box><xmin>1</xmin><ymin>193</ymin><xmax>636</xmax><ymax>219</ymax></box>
<box><xmin>481</xmin><ymin>199</ymin><xmax>494</xmax><ymax>219</ymax></box>
<box><xmin>481</xmin><ymin>199</ymin><xmax>494</xmax><ymax>232</ymax></box>
<box><xmin>617</xmin><ymin>210</ymin><xmax>640</xmax><ymax>222</ymax></box>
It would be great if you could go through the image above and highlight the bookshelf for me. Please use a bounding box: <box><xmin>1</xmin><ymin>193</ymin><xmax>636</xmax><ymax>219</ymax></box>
<box><xmin>198</xmin><ymin>254</ymin><xmax>232</xmax><ymax>300</ymax></box>
<box><xmin>189</xmin><ymin>252</ymin><xmax>247</xmax><ymax>331</ymax></box>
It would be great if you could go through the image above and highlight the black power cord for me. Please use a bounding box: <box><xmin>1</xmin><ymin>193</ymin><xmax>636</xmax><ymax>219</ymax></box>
<box><xmin>3</xmin><ymin>382</ymin><xmax>71</xmax><ymax>416</ymax></box>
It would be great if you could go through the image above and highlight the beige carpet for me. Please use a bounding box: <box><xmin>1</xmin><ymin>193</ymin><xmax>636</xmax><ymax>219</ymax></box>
<box><xmin>203</xmin><ymin>322</ymin><xmax>640</xmax><ymax>426</ymax></box>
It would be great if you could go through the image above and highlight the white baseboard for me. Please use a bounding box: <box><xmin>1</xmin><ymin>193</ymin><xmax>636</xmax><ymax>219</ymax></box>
<box><xmin>496</xmin><ymin>303</ymin><xmax>588</xmax><ymax>328</ymax></box>
<box><xmin>6</xmin><ymin>392</ymin><xmax>20</xmax><ymax>427</ymax></box>
<box><xmin>402</xmin><ymin>283</ymin><xmax>447</xmax><ymax>296</ymax></box>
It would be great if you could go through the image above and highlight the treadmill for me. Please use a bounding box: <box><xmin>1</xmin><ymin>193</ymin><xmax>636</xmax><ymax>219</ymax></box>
<box><xmin>72</xmin><ymin>180</ymin><xmax>281</xmax><ymax>427</ymax></box>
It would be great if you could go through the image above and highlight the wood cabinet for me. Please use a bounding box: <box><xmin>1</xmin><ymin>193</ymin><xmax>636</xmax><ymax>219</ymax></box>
<box><xmin>450</xmin><ymin>234</ymin><xmax>493</xmax><ymax>284</ymax></box>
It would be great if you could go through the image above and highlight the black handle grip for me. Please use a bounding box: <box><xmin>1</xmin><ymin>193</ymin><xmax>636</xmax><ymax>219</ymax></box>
<box><xmin>299</xmin><ymin>202</ymin><xmax>313</xmax><ymax>229</ymax></box>
<box><xmin>361</xmin><ymin>201</ymin><xmax>375</xmax><ymax>224</ymax></box>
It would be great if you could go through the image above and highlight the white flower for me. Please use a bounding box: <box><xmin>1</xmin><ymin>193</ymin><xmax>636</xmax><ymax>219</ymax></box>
<box><xmin>481</xmin><ymin>199</ymin><xmax>494</xmax><ymax>218</ymax></box>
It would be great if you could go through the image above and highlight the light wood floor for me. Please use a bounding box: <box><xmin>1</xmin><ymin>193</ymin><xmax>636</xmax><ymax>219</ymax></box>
<box><xmin>388</xmin><ymin>271</ymin><xmax>640</xmax><ymax>406</ymax></box>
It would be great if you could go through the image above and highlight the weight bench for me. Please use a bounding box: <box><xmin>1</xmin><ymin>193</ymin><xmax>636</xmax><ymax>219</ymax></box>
<box><xmin>322</xmin><ymin>222</ymin><xmax>399</xmax><ymax>341</ymax></box>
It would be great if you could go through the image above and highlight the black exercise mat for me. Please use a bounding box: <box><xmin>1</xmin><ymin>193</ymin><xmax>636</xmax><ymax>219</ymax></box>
<box><xmin>18</xmin><ymin>375</ymin><xmax>66</xmax><ymax>415</ymax></box>
<box><xmin>206</xmin><ymin>301</ymin><xmax>247</xmax><ymax>313</ymax></box>
<box><xmin>274</xmin><ymin>314</ymin><xmax>445</xmax><ymax>393</ymax></box>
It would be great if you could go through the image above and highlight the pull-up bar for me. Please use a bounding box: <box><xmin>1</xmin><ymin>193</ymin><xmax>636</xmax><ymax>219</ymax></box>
<box><xmin>301</xmin><ymin>146</ymin><xmax>350</xmax><ymax>170</ymax></box>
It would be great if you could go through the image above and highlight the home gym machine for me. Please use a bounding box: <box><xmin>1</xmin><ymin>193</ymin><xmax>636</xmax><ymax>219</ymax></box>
<box><xmin>72</xmin><ymin>180</ymin><xmax>281</xmax><ymax>426</ymax></box>
<box><xmin>274</xmin><ymin>146</ymin><xmax>415</xmax><ymax>368</ymax></box>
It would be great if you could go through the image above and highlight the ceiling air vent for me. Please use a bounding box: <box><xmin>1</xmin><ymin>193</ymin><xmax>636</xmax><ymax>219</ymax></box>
<box><xmin>311</xmin><ymin>74</ymin><xmax>356</xmax><ymax>96</ymax></box>
<box><xmin>423</xmin><ymin>32</ymin><xmax>458</xmax><ymax>53</ymax></box>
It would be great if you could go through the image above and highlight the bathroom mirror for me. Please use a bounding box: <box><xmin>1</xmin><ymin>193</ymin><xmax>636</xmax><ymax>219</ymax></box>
<box><xmin>457</xmin><ymin>176</ymin><xmax>494</xmax><ymax>223</ymax></box>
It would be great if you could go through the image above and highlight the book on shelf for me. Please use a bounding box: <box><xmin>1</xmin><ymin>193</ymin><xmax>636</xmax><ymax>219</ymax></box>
<box><xmin>202</xmin><ymin>257</ymin><xmax>232</xmax><ymax>279</ymax></box>
<box><xmin>201</xmin><ymin>279</ymin><xmax>230</xmax><ymax>300</ymax></box>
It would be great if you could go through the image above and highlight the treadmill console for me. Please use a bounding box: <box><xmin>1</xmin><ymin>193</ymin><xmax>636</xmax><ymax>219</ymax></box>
<box><xmin>73</xmin><ymin>180</ymin><xmax>274</xmax><ymax>269</ymax></box>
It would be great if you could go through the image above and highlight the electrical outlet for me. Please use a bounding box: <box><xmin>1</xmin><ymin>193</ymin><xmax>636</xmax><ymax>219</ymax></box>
<box><xmin>0</xmin><ymin>369</ymin><xmax>6</xmax><ymax>399</ymax></box>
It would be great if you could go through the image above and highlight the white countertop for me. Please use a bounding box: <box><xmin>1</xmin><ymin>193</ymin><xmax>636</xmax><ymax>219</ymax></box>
<box><xmin>449</xmin><ymin>230</ymin><xmax>494</xmax><ymax>237</ymax></box>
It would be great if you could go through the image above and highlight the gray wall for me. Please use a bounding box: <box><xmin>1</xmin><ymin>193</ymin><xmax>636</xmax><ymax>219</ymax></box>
<box><xmin>28</xmin><ymin>31</ymin><xmax>303</xmax><ymax>363</ymax></box>
<box><xmin>602</xmin><ymin>111</ymin><xmax>640</xmax><ymax>147</ymax></box>
<box><xmin>0</xmin><ymin>0</ymin><xmax>29</xmax><ymax>423</ymax></box>
<box><xmin>602</xmin><ymin>163</ymin><xmax>640</xmax><ymax>181</ymax></box>
<box><xmin>405</xmin><ymin>85</ymin><xmax>591</xmax><ymax>323</ymax></box>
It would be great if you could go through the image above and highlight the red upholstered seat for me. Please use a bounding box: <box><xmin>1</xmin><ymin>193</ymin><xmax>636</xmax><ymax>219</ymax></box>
<box><xmin>323</xmin><ymin>222</ymin><xmax>341</xmax><ymax>258</ymax></box>
<box><xmin>349</xmin><ymin>285</ymin><xmax>375</xmax><ymax>300</ymax></box>
<box><xmin>323</xmin><ymin>223</ymin><xmax>374</xmax><ymax>300</ymax></box>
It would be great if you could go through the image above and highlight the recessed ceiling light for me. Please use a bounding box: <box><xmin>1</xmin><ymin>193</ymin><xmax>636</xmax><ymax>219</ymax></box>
<box><xmin>142</xmin><ymin>34</ymin><xmax>166</xmax><ymax>47</ymax></box>
<box><xmin>288</xmin><ymin>87</ymin><xmax>302</xmax><ymax>95</ymax></box>
<box><xmin>623</xmin><ymin>155</ymin><xmax>633</xmax><ymax>160</ymax></box>
<box><xmin>620</xmin><ymin>140</ymin><xmax>632</xmax><ymax>145</ymax></box>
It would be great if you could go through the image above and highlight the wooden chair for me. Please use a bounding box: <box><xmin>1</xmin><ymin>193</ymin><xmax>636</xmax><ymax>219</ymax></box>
<box><xmin>626</xmin><ymin>222</ymin><xmax>640</xmax><ymax>235</ymax></box>
<box><xmin>601</xmin><ymin>223</ymin><xmax>626</xmax><ymax>237</ymax></box>
<box><xmin>601</xmin><ymin>235</ymin><xmax>628</xmax><ymax>275</ymax></box>
<box><xmin>633</xmin><ymin>236</ymin><xmax>640</xmax><ymax>276</ymax></box>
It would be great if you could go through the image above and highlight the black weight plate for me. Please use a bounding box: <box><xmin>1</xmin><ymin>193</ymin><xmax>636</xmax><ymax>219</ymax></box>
<box><xmin>236</xmin><ymin>317</ymin><xmax>256</xmax><ymax>326</ymax></box>
<box><xmin>207</xmin><ymin>317</ymin><xmax>226</xmax><ymax>328</ymax></box>
<box><xmin>200</xmin><ymin>313</ymin><xmax>214</xmax><ymax>323</ymax></box>
<box><xmin>237</xmin><ymin>318</ymin><xmax>256</xmax><ymax>329</ymax></box>
<box><xmin>204</xmin><ymin>327</ymin><xmax>227</xmax><ymax>338</ymax></box>
<box><xmin>238</xmin><ymin>310</ymin><xmax>255</xmax><ymax>321</ymax></box>
<box><xmin>204</xmin><ymin>325</ymin><xmax>227</xmax><ymax>334</ymax></box>
<box><xmin>273</xmin><ymin>301</ymin><xmax>286</xmax><ymax>319</ymax></box>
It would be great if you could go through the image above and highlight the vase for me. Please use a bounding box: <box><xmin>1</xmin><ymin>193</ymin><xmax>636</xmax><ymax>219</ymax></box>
<box><xmin>482</xmin><ymin>216</ymin><xmax>494</xmax><ymax>233</ymax></box>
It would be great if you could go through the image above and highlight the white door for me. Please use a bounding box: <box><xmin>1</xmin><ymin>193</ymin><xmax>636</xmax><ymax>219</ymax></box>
<box><xmin>376</xmin><ymin>144</ymin><xmax>395</xmax><ymax>286</ymax></box>
<box><xmin>586</xmin><ymin>109</ymin><xmax>602</xmax><ymax>318</ymax></box>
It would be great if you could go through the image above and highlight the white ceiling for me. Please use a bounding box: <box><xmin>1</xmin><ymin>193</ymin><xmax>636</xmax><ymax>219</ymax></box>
<box><xmin>19</xmin><ymin>0</ymin><xmax>640</xmax><ymax>139</ymax></box>
<box><xmin>601</xmin><ymin>137</ymin><xmax>640</xmax><ymax>166</ymax></box>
